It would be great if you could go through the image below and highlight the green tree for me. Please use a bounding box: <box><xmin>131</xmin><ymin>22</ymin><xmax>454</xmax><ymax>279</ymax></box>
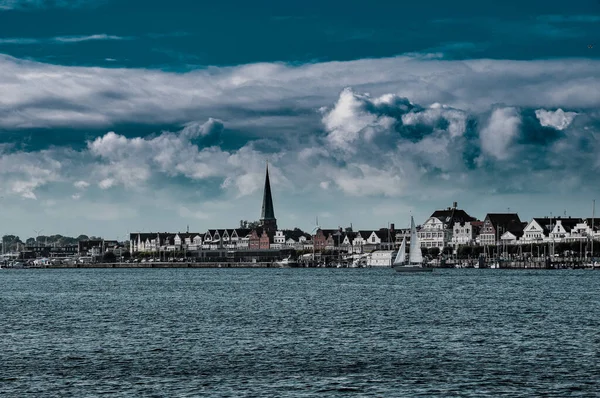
<box><xmin>103</xmin><ymin>252</ymin><xmax>117</xmax><ymax>263</ymax></box>
<box><xmin>458</xmin><ymin>245</ymin><xmax>472</xmax><ymax>257</ymax></box>
<box><xmin>428</xmin><ymin>247</ymin><xmax>440</xmax><ymax>257</ymax></box>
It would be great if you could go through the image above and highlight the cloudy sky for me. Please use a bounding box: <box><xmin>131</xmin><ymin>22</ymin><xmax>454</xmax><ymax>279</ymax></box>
<box><xmin>1</xmin><ymin>0</ymin><xmax>600</xmax><ymax>240</ymax></box>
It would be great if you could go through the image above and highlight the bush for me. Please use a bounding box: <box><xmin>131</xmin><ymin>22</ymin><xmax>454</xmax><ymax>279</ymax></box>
<box><xmin>103</xmin><ymin>252</ymin><xmax>117</xmax><ymax>263</ymax></box>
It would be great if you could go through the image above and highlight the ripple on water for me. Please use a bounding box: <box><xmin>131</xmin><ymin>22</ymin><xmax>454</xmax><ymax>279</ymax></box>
<box><xmin>1</xmin><ymin>268</ymin><xmax>599</xmax><ymax>397</ymax></box>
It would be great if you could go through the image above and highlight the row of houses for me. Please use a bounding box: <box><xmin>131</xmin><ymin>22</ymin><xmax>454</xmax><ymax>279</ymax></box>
<box><xmin>127</xmin><ymin>203</ymin><xmax>599</xmax><ymax>255</ymax></box>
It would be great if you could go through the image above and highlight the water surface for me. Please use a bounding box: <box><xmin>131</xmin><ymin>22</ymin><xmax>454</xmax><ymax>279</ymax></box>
<box><xmin>1</xmin><ymin>268</ymin><xmax>599</xmax><ymax>396</ymax></box>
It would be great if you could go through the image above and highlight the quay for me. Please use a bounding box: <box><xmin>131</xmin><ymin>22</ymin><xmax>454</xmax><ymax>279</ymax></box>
<box><xmin>44</xmin><ymin>262</ymin><xmax>285</xmax><ymax>269</ymax></box>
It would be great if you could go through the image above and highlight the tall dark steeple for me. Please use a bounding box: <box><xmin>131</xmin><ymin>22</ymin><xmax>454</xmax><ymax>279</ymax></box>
<box><xmin>260</xmin><ymin>162</ymin><xmax>277</xmax><ymax>236</ymax></box>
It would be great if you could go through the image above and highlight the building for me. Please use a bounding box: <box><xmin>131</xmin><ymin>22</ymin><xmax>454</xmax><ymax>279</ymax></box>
<box><xmin>522</xmin><ymin>217</ymin><xmax>584</xmax><ymax>244</ymax></box>
<box><xmin>451</xmin><ymin>221</ymin><xmax>482</xmax><ymax>246</ymax></box>
<box><xmin>272</xmin><ymin>229</ymin><xmax>311</xmax><ymax>250</ymax></box>
<box><xmin>367</xmin><ymin>250</ymin><xmax>395</xmax><ymax>267</ymax></box>
<box><xmin>313</xmin><ymin>229</ymin><xmax>339</xmax><ymax>251</ymax></box>
<box><xmin>418</xmin><ymin>202</ymin><xmax>476</xmax><ymax>249</ymax></box>
<box><xmin>479</xmin><ymin>213</ymin><xmax>523</xmax><ymax>246</ymax></box>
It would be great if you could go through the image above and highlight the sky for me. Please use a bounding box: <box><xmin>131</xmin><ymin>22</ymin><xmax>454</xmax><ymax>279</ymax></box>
<box><xmin>0</xmin><ymin>0</ymin><xmax>600</xmax><ymax>240</ymax></box>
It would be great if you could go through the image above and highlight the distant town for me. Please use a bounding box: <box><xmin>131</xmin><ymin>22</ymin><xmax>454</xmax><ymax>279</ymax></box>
<box><xmin>2</xmin><ymin>166</ymin><xmax>598</xmax><ymax>268</ymax></box>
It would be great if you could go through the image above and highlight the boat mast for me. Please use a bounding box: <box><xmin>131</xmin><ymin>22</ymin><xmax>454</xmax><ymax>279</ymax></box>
<box><xmin>592</xmin><ymin>200</ymin><xmax>595</xmax><ymax>260</ymax></box>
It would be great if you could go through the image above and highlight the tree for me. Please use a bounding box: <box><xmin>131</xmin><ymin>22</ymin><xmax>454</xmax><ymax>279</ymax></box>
<box><xmin>458</xmin><ymin>245</ymin><xmax>472</xmax><ymax>257</ymax></box>
<box><xmin>442</xmin><ymin>246</ymin><xmax>453</xmax><ymax>255</ymax></box>
<box><xmin>428</xmin><ymin>247</ymin><xmax>440</xmax><ymax>257</ymax></box>
<box><xmin>122</xmin><ymin>251</ymin><xmax>131</xmax><ymax>260</ymax></box>
<box><xmin>103</xmin><ymin>252</ymin><xmax>117</xmax><ymax>263</ymax></box>
<box><xmin>247</xmin><ymin>221</ymin><xmax>260</xmax><ymax>229</ymax></box>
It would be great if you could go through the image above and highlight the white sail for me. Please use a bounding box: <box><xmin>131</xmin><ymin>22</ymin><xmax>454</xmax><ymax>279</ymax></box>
<box><xmin>408</xmin><ymin>216</ymin><xmax>423</xmax><ymax>264</ymax></box>
<box><xmin>393</xmin><ymin>237</ymin><xmax>406</xmax><ymax>265</ymax></box>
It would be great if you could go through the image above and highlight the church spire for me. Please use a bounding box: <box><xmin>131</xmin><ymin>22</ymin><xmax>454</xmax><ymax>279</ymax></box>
<box><xmin>259</xmin><ymin>161</ymin><xmax>277</xmax><ymax>238</ymax></box>
<box><xmin>261</xmin><ymin>161</ymin><xmax>275</xmax><ymax>221</ymax></box>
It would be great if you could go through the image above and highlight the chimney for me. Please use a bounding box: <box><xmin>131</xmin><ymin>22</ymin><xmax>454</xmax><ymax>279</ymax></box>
<box><xmin>453</xmin><ymin>201</ymin><xmax>458</xmax><ymax>209</ymax></box>
<box><xmin>390</xmin><ymin>223</ymin><xmax>395</xmax><ymax>232</ymax></box>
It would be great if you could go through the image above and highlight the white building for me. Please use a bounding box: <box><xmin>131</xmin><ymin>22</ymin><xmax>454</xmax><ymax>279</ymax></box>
<box><xmin>366</xmin><ymin>250</ymin><xmax>394</xmax><ymax>267</ymax></box>
<box><xmin>419</xmin><ymin>204</ymin><xmax>476</xmax><ymax>249</ymax></box>
<box><xmin>451</xmin><ymin>221</ymin><xmax>482</xmax><ymax>246</ymax></box>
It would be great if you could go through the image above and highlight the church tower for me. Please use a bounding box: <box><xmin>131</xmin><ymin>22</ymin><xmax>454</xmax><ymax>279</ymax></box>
<box><xmin>260</xmin><ymin>162</ymin><xmax>277</xmax><ymax>237</ymax></box>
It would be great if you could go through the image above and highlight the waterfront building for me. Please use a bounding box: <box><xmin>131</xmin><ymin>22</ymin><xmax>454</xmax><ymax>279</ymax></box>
<box><xmin>418</xmin><ymin>202</ymin><xmax>475</xmax><ymax>249</ymax></box>
<box><xmin>366</xmin><ymin>250</ymin><xmax>395</xmax><ymax>267</ymax></box>
<box><xmin>451</xmin><ymin>220</ymin><xmax>482</xmax><ymax>247</ymax></box>
<box><xmin>272</xmin><ymin>229</ymin><xmax>311</xmax><ymax>250</ymax></box>
<box><xmin>521</xmin><ymin>217</ymin><xmax>584</xmax><ymax>244</ymax></box>
<box><xmin>479</xmin><ymin>213</ymin><xmax>523</xmax><ymax>246</ymax></box>
<box><xmin>313</xmin><ymin>229</ymin><xmax>339</xmax><ymax>251</ymax></box>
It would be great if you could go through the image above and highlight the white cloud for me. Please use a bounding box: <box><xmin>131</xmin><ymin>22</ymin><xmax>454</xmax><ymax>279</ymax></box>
<box><xmin>0</xmin><ymin>34</ymin><xmax>127</xmax><ymax>45</ymax></box>
<box><xmin>0</xmin><ymin>0</ymin><xmax>100</xmax><ymax>10</ymax></box>
<box><xmin>479</xmin><ymin>107</ymin><xmax>521</xmax><ymax>160</ymax></box>
<box><xmin>535</xmin><ymin>108</ymin><xmax>577</xmax><ymax>130</ymax></box>
<box><xmin>1</xmin><ymin>54</ymin><xmax>599</xmax><ymax>130</ymax></box>
<box><xmin>401</xmin><ymin>103</ymin><xmax>468</xmax><ymax>137</ymax></box>
<box><xmin>0</xmin><ymin>54</ymin><xmax>599</xmax><ymax>237</ymax></box>
<box><xmin>74</xmin><ymin>180</ymin><xmax>90</xmax><ymax>189</ymax></box>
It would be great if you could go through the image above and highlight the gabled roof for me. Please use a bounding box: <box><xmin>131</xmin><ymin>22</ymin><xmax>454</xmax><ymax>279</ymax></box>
<box><xmin>584</xmin><ymin>218</ymin><xmax>600</xmax><ymax>231</ymax></box>
<box><xmin>317</xmin><ymin>229</ymin><xmax>341</xmax><ymax>238</ymax></box>
<box><xmin>373</xmin><ymin>229</ymin><xmax>393</xmax><ymax>242</ymax></box>
<box><xmin>343</xmin><ymin>231</ymin><xmax>357</xmax><ymax>241</ymax></box>
<box><xmin>485</xmin><ymin>213</ymin><xmax>523</xmax><ymax>234</ymax></box>
<box><xmin>533</xmin><ymin>217</ymin><xmax>582</xmax><ymax>234</ymax></box>
<box><xmin>233</xmin><ymin>228</ymin><xmax>252</xmax><ymax>237</ymax></box>
<box><xmin>430</xmin><ymin>208</ymin><xmax>475</xmax><ymax>226</ymax></box>
<box><xmin>356</xmin><ymin>230</ymin><xmax>375</xmax><ymax>239</ymax></box>
<box><xmin>130</xmin><ymin>233</ymin><xmax>157</xmax><ymax>242</ymax></box>
<box><xmin>283</xmin><ymin>229</ymin><xmax>311</xmax><ymax>241</ymax></box>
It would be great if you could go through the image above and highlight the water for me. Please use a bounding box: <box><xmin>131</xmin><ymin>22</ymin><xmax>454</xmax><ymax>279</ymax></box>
<box><xmin>1</xmin><ymin>268</ymin><xmax>599</xmax><ymax>397</ymax></box>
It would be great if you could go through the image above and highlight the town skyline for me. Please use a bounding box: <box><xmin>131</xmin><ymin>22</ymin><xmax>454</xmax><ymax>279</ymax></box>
<box><xmin>1</xmin><ymin>0</ymin><xmax>599</xmax><ymax>239</ymax></box>
<box><xmin>1</xmin><ymin>194</ymin><xmax>597</xmax><ymax>242</ymax></box>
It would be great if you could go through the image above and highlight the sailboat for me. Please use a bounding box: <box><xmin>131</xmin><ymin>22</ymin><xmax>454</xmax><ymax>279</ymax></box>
<box><xmin>393</xmin><ymin>216</ymin><xmax>433</xmax><ymax>273</ymax></box>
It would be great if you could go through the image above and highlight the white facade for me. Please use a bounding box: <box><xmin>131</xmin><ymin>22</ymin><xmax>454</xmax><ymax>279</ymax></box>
<box><xmin>522</xmin><ymin>219</ymin><xmax>546</xmax><ymax>242</ymax></box>
<box><xmin>418</xmin><ymin>217</ymin><xmax>447</xmax><ymax>249</ymax></box>
<box><xmin>366</xmin><ymin>250</ymin><xmax>394</xmax><ymax>267</ymax></box>
<box><xmin>451</xmin><ymin>222</ymin><xmax>477</xmax><ymax>246</ymax></box>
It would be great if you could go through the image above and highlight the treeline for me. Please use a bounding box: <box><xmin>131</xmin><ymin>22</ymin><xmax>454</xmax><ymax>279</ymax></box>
<box><xmin>1</xmin><ymin>234</ymin><xmax>102</xmax><ymax>252</ymax></box>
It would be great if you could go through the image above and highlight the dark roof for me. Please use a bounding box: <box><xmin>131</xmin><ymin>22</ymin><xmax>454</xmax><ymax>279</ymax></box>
<box><xmin>130</xmin><ymin>233</ymin><xmax>159</xmax><ymax>241</ymax></box>
<box><xmin>260</xmin><ymin>164</ymin><xmax>276</xmax><ymax>221</ymax></box>
<box><xmin>233</xmin><ymin>228</ymin><xmax>252</xmax><ymax>237</ymax></box>
<box><xmin>374</xmin><ymin>228</ymin><xmax>393</xmax><ymax>242</ymax></box>
<box><xmin>584</xmin><ymin>218</ymin><xmax>600</xmax><ymax>231</ymax></box>
<box><xmin>176</xmin><ymin>233</ymin><xmax>202</xmax><ymax>239</ymax></box>
<box><xmin>357</xmin><ymin>230</ymin><xmax>376</xmax><ymax>239</ymax></box>
<box><xmin>485</xmin><ymin>213</ymin><xmax>523</xmax><ymax>234</ymax></box>
<box><xmin>430</xmin><ymin>208</ymin><xmax>475</xmax><ymax>225</ymax></box>
<box><xmin>283</xmin><ymin>229</ymin><xmax>311</xmax><ymax>241</ymax></box>
<box><xmin>533</xmin><ymin>217</ymin><xmax>582</xmax><ymax>234</ymax></box>
<box><xmin>343</xmin><ymin>231</ymin><xmax>358</xmax><ymax>240</ymax></box>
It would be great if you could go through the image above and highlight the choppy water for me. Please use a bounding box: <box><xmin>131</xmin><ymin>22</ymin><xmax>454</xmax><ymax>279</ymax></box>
<box><xmin>1</xmin><ymin>268</ymin><xmax>600</xmax><ymax>397</ymax></box>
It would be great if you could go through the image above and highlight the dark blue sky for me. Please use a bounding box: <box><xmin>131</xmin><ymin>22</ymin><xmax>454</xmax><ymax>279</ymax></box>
<box><xmin>1</xmin><ymin>0</ymin><xmax>599</xmax><ymax>68</ymax></box>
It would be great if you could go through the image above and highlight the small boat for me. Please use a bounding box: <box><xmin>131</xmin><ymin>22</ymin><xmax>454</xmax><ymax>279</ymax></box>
<box><xmin>275</xmin><ymin>256</ymin><xmax>298</xmax><ymax>268</ymax></box>
<box><xmin>393</xmin><ymin>216</ymin><xmax>433</xmax><ymax>273</ymax></box>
